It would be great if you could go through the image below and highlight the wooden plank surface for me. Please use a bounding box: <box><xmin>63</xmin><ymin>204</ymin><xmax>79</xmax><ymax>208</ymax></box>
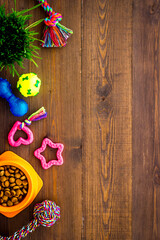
<box><xmin>82</xmin><ymin>0</ymin><xmax>132</xmax><ymax>239</ymax></box>
<box><xmin>1</xmin><ymin>0</ymin><xmax>160</xmax><ymax>239</ymax></box>
<box><xmin>132</xmin><ymin>0</ymin><xmax>160</xmax><ymax>239</ymax></box>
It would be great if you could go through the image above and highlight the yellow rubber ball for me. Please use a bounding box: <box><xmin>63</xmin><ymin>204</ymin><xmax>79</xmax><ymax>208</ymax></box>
<box><xmin>17</xmin><ymin>73</ymin><xmax>41</xmax><ymax>97</ymax></box>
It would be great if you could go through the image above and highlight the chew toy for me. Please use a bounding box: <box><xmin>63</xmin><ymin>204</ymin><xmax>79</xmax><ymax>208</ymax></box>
<box><xmin>34</xmin><ymin>138</ymin><xmax>64</xmax><ymax>169</ymax></box>
<box><xmin>0</xmin><ymin>78</ymin><xmax>28</xmax><ymax>117</ymax></box>
<box><xmin>37</xmin><ymin>0</ymin><xmax>73</xmax><ymax>47</ymax></box>
<box><xmin>8</xmin><ymin>107</ymin><xmax>47</xmax><ymax>147</ymax></box>
<box><xmin>17</xmin><ymin>73</ymin><xmax>41</xmax><ymax>97</ymax></box>
<box><xmin>0</xmin><ymin>200</ymin><xmax>60</xmax><ymax>240</ymax></box>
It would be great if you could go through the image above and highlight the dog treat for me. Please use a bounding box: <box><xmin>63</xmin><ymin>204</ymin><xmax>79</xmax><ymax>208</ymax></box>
<box><xmin>0</xmin><ymin>166</ymin><xmax>28</xmax><ymax>207</ymax></box>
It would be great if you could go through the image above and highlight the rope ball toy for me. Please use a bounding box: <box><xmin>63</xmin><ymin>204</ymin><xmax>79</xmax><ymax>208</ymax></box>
<box><xmin>0</xmin><ymin>200</ymin><xmax>60</xmax><ymax>240</ymax></box>
<box><xmin>0</xmin><ymin>78</ymin><xmax>28</xmax><ymax>117</ymax></box>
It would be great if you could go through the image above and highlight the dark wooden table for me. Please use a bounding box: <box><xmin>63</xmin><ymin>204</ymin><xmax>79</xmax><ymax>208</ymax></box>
<box><xmin>0</xmin><ymin>0</ymin><xmax>159</xmax><ymax>239</ymax></box>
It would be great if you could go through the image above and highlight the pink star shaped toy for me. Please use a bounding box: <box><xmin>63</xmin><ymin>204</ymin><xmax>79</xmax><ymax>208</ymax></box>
<box><xmin>34</xmin><ymin>138</ymin><xmax>64</xmax><ymax>169</ymax></box>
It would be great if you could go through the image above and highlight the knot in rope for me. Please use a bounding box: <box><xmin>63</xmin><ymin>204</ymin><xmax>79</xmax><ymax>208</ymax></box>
<box><xmin>44</xmin><ymin>13</ymin><xmax>62</xmax><ymax>27</ymax></box>
<box><xmin>18</xmin><ymin>119</ymin><xmax>31</xmax><ymax>129</ymax></box>
<box><xmin>33</xmin><ymin>200</ymin><xmax>60</xmax><ymax>227</ymax></box>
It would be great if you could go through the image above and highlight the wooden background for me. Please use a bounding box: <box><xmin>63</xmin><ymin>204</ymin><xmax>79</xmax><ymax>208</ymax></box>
<box><xmin>0</xmin><ymin>0</ymin><xmax>160</xmax><ymax>239</ymax></box>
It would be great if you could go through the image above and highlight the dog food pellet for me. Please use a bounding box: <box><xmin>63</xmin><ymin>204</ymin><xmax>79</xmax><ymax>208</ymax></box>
<box><xmin>9</xmin><ymin>177</ymin><xmax>15</xmax><ymax>183</ymax></box>
<box><xmin>8</xmin><ymin>169</ymin><xmax>14</xmax><ymax>174</ymax></box>
<box><xmin>15</xmin><ymin>173</ymin><xmax>21</xmax><ymax>179</ymax></box>
<box><xmin>5</xmin><ymin>170</ymin><xmax>10</xmax><ymax>177</ymax></box>
<box><xmin>0</xmin><ymin>171</ymin><xmax>4</xmax><ymax>177</ymax></box>
<box><xmin>7</xmin><ymin>200</ymin><xmax>13</xmax><ymax>207</ymax></box>
<box><xmin>2</xmin><ymin>203</ymin><xmax>7</xmax><ymax>207</ymax></box>
<box><xmin>16</xmin><ymin>179</ymin><xmax>22</xmax><ymax>186</ymax></box>
<box><xmin>12</xmin><ymin>197</ymin><xmax>18</xmax><ymax>203</ymax></box>
<box><xmin>1</xmin><ymin>176</ymin><xmax>7</xmax><ymax>182</ymax></box>
<box><xmin>0</xmin><ymin>166</ymin><xmax>28</xmax><ymax>207</ymax></box>
<box><xmin>4</xmin><ymin>181</ymin><xmax>9</xmax><ymax>187</ymax></box>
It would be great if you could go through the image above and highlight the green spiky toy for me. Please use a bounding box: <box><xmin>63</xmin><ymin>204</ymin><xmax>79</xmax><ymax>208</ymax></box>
<box><xmin>0</xmin><ymin>3</ymin><xmax>43</xmax><ymax>76</ymax></box>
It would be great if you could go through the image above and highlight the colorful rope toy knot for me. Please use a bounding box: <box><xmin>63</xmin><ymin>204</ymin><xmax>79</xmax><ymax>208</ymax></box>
<box><xmin>44</xmin><ymin>12</ymin><xmax>62</xmax><ymax>27</ymax></box>
<box><xmin>33</xmin><ymin>200</ymin><xmax>60</xmax><ymax>227</ymax></box>
<box><xmin>19</xmin><ymin>119</ymin><xmax>32</xmax><ymax>129</ymax></box>
<box><xmin>37</xmin><ymin>0</ymin><xmax>73</xmax><ymax>47</ymax></box>
<box><xmin>0</xmin><ymin>200</ymin><xmax>60</xmax><ymax>240</ymax></box>
<box><xmin>8</xmin><ymin>107</ymin><xmax>47</xmax><ymax>147</ymax></box>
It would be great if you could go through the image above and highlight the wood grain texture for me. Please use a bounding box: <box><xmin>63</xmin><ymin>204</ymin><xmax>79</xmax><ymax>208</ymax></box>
<box><xmin>82</xmin><ymin>0</ymin><xmax>132</xmax><ymax>239</ymax></box>
<box><xmin>0</xmin><ymin>0</ymin><xmax>81</xmax><ymax>239</ymax></box>
<box><xmin>133</xmin><ymin>0</ymin><xmax>160</xmax><ymax>239</ymax></box>
<box><xmin>3</xmin><ymin>0</ymin><xmax>160</xmax><ymax>239</ymax></box>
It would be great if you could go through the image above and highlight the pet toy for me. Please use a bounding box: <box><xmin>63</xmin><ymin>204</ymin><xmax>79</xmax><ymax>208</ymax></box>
<box><xmin>0</xmin><ymin>78</ymin><xmax>28</xmax><ymax>117</ymax></box>
<box><xmin>8</xmin><ymin>107</ymin><xmax>47</xmax><ymax>147</ymax></box>
<box><xmin>17</xmin><ymin>73</ymin><xmax>41</xmax><ymax>97</ymax></box>
<box><xmin>0</xmin><ymin>200</ymin><xmax>60</xmax><ymax>240</ymax></box>
<box><xmin>0</xmin><ymin>3</ymin><xmax>43</xmax><ymax>76</ymax></box>
<box><xmin>37</xmin><ymin>0</ymin><xmax>73</xmax><ymax>47</ymax></box>
<box><xmin>34</xmin><ymin>138</ymin><xmax>64</xmax><ymax>169</ymax></box>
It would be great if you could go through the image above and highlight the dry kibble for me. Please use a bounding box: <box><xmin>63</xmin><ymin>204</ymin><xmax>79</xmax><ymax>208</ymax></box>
<box><xmin>3</xmin><ymin>196</ymin><xmax>8</xmax><ymax>202</ymax></box>
<box><xmin>12</xmin><ymin>197</ymin><xmax>18</xmax><ymax>203</ymax></box>
<box><xmin>15</xmin><ymin>173</ymin><xmax>21</xmax><ymax>179</ymax></box>
<box><xmin>0</xmin><ymin>176</ymin><xmax>7</xmax><ymax>182</ymax></box>
<box><xmin>20</xmin><ymin>176</ymin><xmax>26</xmax><ymax>180</ymax></box>
<box><xmin>11</xmin><ymin>190</ymin><xmax>16</xmax><ymax>196</ymax></box>
<box><xmin>16</xmin><ymin>179</ymin><xmax>22</xmax><ymax>186</ymax></box>
<box><xmin>11</xmin><ymin>166</ymin><xmax>16</xmax><ymax>170</ymax></box>
<box><xmin>22</xmin><ymin>189</ymin><xmax>27</xmax><ymax>194</ymax></box>
<box><xmin>5</xmin><ymin>191</ymin><xmax>11</xmax><ymax>197</ymax></box>
<box><xmin>16</xmin><ymin>189</ymin><xmax>22</xmax><ymax>196</ymax></box>
<box><xmin>18</xmin><ymin>195</ymin><xmax>22</xmax><ymax>201</ymax></box>
<box><xmin>0</xmin><ymin>171</ymin><xmax>4</xmax><ymax>177</ymax></box>
<box><xmin>0</xmin><ymin>191</ymin><xmax>3</xmax><ymax>198</ymax></box>
<box><xmin>10</xmin><ymin>183</ymin><xmax>16</xmax><ymax>187</ymax></box>
<box><xmin>0</xmin><ymin>166</ymin><xmax>28</xmax><ymax>207</ymax></box>
<box><xmin>13</xmin><ymin>186</ymin><xmax>19</xmax><ymax>190</ymax></box>
<box><xmin>2</xmin><ymin>203</ymin><xmax>7</xmax><ymax>207</ymax></box>
<box><xmin>8</xmin><ymin>169</ymin><xmax>14</xmax><ymax>174</ymax></box>
<box><xmin>22</xmin><ymin>180</ymin><xmax>28</xmax><ymax>186</ymax></box>
<box><xmin>9</xmin><ymin>177</ymin><xmax>15</xmax><ymax>183</ymax></box>
<box><xmin>7</xmin><ymin>200</ymin><xmax>13</xmax><ymax>207</ymax></box>
<box><xmin>5</xmin><ymin>170</ymin><xmax>10</xmax><ymax>177</ymax></box>
<box><xmin>4</xmin><ymin>181</ymin><xmax>9</xmax><ymax>187</ymax></box>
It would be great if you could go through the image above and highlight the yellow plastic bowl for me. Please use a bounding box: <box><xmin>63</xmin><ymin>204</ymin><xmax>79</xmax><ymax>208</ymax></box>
<box><xmin>0</xmin><ymin>151</ymin><xmax>43</xmax><ymax>218</ymax></box>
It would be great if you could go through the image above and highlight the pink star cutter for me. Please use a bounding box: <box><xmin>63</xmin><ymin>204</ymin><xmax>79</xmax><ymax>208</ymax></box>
<box><xmin>34</xmin><ymin>138</ymin><xmax>64</xmax><ymax>169</ymax></box>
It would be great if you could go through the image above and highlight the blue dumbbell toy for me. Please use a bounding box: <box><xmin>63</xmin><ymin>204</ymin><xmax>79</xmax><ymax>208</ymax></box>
<box><xmin>0</xmin><ymin>78</ymin><xmax>28</xmax><ymax>117</ymax></box>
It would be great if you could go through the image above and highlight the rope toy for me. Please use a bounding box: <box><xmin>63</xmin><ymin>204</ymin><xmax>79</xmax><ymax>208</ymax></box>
<box><xmin>8</xmin><ymin>107</ymin><xmax>47</xmax><ymax>147</ymax></box>
<box><xmin>0</xmin><ymin>200</ymin><xmax>60</xmax><ymax>240</ymax></box>
<box><xmin>0</xmin><ymin>78</ymin><xmax>28</xmax><ymax>117</ymax></box>
<box><xmin>34</xmin><ymin>138</ymin><xmax>64</xmax><ymax>169</ymax></box>
<box><xmin>37</xmin><ymin>0</ymin><xmax>73</xmax><ymax>47</ymax></box>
